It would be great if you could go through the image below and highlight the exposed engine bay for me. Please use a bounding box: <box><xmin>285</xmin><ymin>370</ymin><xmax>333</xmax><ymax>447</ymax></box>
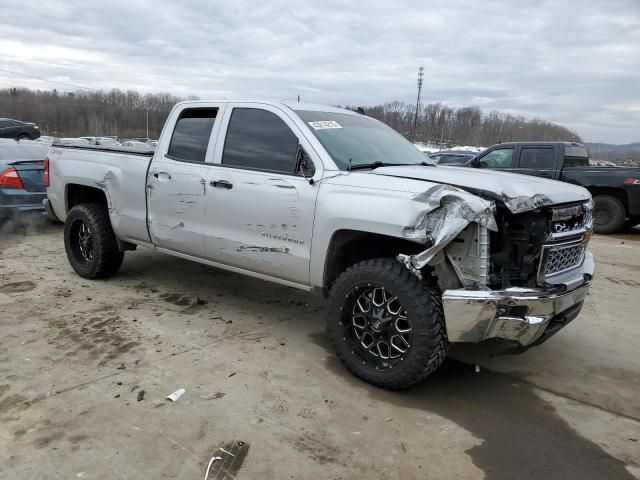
<box><xmin>488</xmin><ymin>207</ymin><xmax>549</xmax><ymax>289</ymax></box>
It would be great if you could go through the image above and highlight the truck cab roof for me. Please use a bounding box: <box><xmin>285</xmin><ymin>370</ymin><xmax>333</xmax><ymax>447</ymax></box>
<box><xmin>173</xmin><ymin>99</ymin><xmax>360</xmax><ymax>115</ymax></box>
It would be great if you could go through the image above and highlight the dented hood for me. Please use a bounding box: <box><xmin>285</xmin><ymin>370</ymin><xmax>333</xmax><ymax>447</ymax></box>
<box><xmin>371</xmin><ymin>165</ymin><xmax>591</xmax><ymax>213</ymax></box>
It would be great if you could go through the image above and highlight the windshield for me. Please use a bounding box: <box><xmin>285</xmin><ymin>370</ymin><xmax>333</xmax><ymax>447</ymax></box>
<box><xmin>297</xmin><ymin>111</ymin><xmax>435</xmax><ymax>169</ymax></box>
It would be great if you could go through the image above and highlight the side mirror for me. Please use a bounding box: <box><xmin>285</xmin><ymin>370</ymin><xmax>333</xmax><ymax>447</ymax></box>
<box><xmin>295</xmin><ymin>144</ymin><xmax>316</xmax><ymax>183</ymax></box>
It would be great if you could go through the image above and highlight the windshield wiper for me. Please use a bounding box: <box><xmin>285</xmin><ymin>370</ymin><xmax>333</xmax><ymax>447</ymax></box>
<box><xmin>347</xmin><ymin>161</ymin><xmax>390</xmax><ymax>171</ymax></box>
<box><xmin>347</xmin><ymin>161</ymin><xmax>433</xmax><ymax>171</ymax></box>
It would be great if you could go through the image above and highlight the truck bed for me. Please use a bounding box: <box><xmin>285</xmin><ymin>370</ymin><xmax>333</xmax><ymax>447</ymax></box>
<box><xmin>47</xmin><ymin>144</ymin><xmax>153</xmax><ymax>245</ymax></box>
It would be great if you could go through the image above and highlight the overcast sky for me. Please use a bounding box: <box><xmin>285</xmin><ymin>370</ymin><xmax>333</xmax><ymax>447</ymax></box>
<box><xmin>1</xmin><ymin>0</ymin><xmax>638</xmax><ymax>143</ymax></box>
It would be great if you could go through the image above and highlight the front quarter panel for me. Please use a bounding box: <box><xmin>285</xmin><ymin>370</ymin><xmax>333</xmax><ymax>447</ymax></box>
<box><xmin>309</xmin><ymin>173</ymin><xmax>443</xmax><ymax>287</ymax></box>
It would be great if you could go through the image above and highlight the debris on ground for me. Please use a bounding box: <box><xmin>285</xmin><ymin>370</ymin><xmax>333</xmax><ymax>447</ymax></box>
<box><xmin>203</xmin><ymin>440</ymin><xmax>249</xmax><ymax>480</ymax></box>
<box><xmin>201</xmin><ymin>392</ymin><xmax>225</xmax><ymax>400</ymax></box>
<box><xmin>166</xmin><ymin>388</ymin><xmax>186</xmax><ymax>402</ymax></box>
<box><xmin>137</xmin><ymin>390</ymin><xmax>145</xmax><ymax>401</ymax></box>
<box><xmin>203</xmin><ymin>456</ymin><xmax>222</xmax><ymax>480</ymax></box>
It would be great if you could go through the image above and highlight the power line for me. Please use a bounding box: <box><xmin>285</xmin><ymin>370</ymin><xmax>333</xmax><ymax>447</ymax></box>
<box><xmin>0</xmin><ymin>67</ymin><xmax>94</xmax><ymax>91</ymax></box>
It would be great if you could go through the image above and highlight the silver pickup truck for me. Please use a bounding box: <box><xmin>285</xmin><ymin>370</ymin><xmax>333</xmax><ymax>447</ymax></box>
<box><xmin>45</xmin><ymin>100</ymin><xmax>595</xmax><ymax>389</ymax></box>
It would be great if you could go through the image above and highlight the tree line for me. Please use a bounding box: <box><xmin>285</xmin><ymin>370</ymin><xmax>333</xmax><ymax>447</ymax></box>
<box><xmin>354</xmin><ymin>101</ymin><xmax>581</xmax><ymax>146</ymax></box>
<box><xmin>0</xmin><ymin>87</ymin><xmax>581</xmax><ymax>145</ymax></box>
<box><xmin>0</xmin><ymin>88</ymin><xmax>184</xmax><ymax>139</ymax></box>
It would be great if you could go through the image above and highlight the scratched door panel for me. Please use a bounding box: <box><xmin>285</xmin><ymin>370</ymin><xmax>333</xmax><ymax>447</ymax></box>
<box><xmin>205</xmin><ymin>167</ymin><xmax>317</xmax><ymax>284</ymax></box>
<box><xmin>147</xmin><ymin>157</ymin><xmax>210</xmax><ymax>257</ymax></box>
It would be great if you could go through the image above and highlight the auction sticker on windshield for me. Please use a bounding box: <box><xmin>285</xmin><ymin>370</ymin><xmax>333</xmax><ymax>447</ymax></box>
<box><xmin>308</xmin><ymin>121</ymin><xmax>342</xmax><ymax>130</ymax></box>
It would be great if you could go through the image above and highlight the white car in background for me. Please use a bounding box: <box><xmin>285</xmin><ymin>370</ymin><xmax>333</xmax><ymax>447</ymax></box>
<box><xmin>121</xmin><ymin>140</ymin><xmax>149</xmax><ymax>147</ymax></box>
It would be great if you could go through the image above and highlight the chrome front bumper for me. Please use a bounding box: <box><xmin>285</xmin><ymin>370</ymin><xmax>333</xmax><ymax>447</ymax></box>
<box><xmin>442</xmin><ymin>250</ymin><xmax>595</xmax><ymax>346</ymax></box>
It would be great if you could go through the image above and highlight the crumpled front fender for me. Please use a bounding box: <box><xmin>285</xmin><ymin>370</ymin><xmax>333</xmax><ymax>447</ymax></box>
<box><xmin>397</xmin><ymin>184</ymin><xmax>497</xmax><ymax>272</ymax></box>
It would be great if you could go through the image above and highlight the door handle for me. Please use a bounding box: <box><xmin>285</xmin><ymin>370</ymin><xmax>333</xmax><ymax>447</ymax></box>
<box><xmin>153</xmin><ymin>172</ymin><xmax>171</xmax><ymax>180</ymax></box>
<box><xmin>210</xmin><ymin>180</ymin><xmax>233</xmax><ymax>189</ymax></box>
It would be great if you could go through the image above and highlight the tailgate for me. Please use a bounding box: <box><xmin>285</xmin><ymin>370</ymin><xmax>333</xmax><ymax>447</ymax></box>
<box><xmin>11</xmin><ymin>160</ymin><xmax>45</xmax><ymax>193</ymax></box>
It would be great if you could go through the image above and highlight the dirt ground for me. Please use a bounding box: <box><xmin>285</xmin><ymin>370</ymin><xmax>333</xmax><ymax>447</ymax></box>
<box><xmin>1</xmin><ymin>214</ymin><xmax>639</xmax><ymax>479</ymax></box>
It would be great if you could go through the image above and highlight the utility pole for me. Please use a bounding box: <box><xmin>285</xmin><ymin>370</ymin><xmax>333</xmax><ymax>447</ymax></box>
<box><xmin>146</xmin><ymin>109</ymin><xmax>149</xmax><ymax>139</ymax></box>
<box><xmin>412</xmin><ymin>66</ymin><xmax>424</xmax><ymax>142</ymax></box>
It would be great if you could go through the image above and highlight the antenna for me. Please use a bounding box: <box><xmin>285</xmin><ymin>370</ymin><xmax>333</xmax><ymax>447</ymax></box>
<box><xmin>412</xmin><ymin>66</ymin><xmax>424</xmax><ymax>142</ymax></box>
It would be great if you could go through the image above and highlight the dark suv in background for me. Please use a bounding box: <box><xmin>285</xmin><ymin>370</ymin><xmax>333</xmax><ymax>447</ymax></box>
<box><xmin>468</xmin><ymin>141</ymin><xmax>640</xmax><ymax>234</ymax></box>
<box><xmin>0</xmin><ymin>118</ymin><xmax>42</xmax><ymax>141</ymax></box>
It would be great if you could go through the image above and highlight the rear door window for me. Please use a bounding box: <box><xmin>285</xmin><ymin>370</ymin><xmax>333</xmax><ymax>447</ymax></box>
<box><xmin>564</xmin><ymin>145</ymin><xmax>589</xmax><ymax>167</ymax></box>
<box><xmin>519</xmin><ymin>147</ymin><xmax>555</xmax><ymax>169</ymax></box>
<box><xmin>167</xmin><ymin>108</ymin><xmax>218</xmax><ymax>163</ymax></box>
<box><xmin>478</xmin><ymin>147</ymin><xmax>514</xmax><ymax>168</ymax></box>
<box><xmin>221</xmin><ymin>108</ymin><xmax>299</xmax><ymax>174</ymax></box>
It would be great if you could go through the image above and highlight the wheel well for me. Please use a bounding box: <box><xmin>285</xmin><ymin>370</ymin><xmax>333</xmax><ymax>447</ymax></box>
<box><xmin>322</xmin><ymin>230</ymin><xmax>424</xmax><ymax>296</ymax></box>
<box><xmin>66</xmin><ymin>184</ymin><xmax>108</xmax><ymax>213</ymax></box>
<box><xmin>588</xmin><ymin>187</ymin><xmax>629</xmax><ymax>213</ymax></box>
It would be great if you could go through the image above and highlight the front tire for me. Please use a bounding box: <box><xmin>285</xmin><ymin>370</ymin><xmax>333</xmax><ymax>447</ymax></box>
<box><xmin>327</xmin><ymin>258</ymin><xmax>448</xmax><ymax>390</ymax></box>
<box><xmin>593</xmin><ymin>195</ymin><xmax>626</xmax><ymax>234</ymax></box>
<box><xmin>64</xmin><ymin>203</ymin><xmax>123</xmax><ymax>279</ymax></box>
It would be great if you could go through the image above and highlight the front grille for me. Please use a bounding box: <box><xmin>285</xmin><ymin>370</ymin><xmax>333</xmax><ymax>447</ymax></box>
<box><xmin>536</xmin><ymin>202</ymin><xmax>592</xmax><ymax>284</ymax></box>
<box><xmin>544</xmin><ymin>243</ymin><xmax>585</xmax><ymax>276</ymax></box>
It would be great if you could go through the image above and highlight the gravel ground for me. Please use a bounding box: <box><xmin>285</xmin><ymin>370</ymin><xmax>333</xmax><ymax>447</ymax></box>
<box><xmin>0</xmin><ymin>214</ymin><xmax>639</xmax><ymax>479</ymax></box>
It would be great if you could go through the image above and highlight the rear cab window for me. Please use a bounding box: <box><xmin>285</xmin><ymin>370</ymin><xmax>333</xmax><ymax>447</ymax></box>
<box><xmin>167</xmin><ymin>108</ymin><xmax>218</xmax><ymax>163</ymax></box>
<box><xmin>221</xmin><ymin>108</ymin><xmax>300</xmax><ymax>174</ymax></box>
<box><xmin>564</xmin><ymin>145</ymin><xmax>589</xmax><ymax>167</ymax></box>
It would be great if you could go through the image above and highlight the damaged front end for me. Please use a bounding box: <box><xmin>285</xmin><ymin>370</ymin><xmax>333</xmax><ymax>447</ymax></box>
<box><xmin>397</xmin><ymin>186</ymin><xmax>595</xmax><ymax>348</ymax></box>
<box><xmin>397</xmin><ymin>184</ymin><xmax>497</xmax><ymax>279</ymax></box>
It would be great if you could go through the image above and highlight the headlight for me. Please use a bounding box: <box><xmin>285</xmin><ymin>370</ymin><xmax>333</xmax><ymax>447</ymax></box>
<box><xmin>583</xmin><ymin>199</ymin><xmax>593</xmax><ymax>244</ymax></box>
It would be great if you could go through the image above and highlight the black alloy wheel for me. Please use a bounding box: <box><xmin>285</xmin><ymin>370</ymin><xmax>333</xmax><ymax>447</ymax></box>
<box><xmin>71</xmin><ymin>220</ymin><xmax>95</xmax><ymax>264</ymax></box>
<box><xmin>342</xmin><ymin>284</ymin><xmax>412</xmax><ymax>371</ymax></box>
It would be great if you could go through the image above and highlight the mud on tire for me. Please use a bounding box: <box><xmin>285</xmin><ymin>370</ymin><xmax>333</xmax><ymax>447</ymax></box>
<box><xmin>64</xmin><ymin>203</ymin><xmax>124</xmax><ymax>279</ymax></box>
<box><xmin>327</xmin><ymin>258</ymin><xmax>448</xmax><ymax>390</ymax></box>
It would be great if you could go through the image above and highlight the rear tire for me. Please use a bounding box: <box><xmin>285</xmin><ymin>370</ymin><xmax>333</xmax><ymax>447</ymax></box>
<box><xmin>327</xmin><ymin>258</ymin><xmax>448</xmax><ymax>390</ymax></box>
<box><xmin>593</xmin><ymin>195</ymin><xmax>626</xmax><ymax>234</ymax></box>
<box><xmin>17</xmin><ymin>134</ymin><xmax>30</xmax><ymax>141</ymax></box>
<box><xmin>64</xmin><ymin>203</ymin><xmax>123</xmax><ymax>279</ymax></box>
